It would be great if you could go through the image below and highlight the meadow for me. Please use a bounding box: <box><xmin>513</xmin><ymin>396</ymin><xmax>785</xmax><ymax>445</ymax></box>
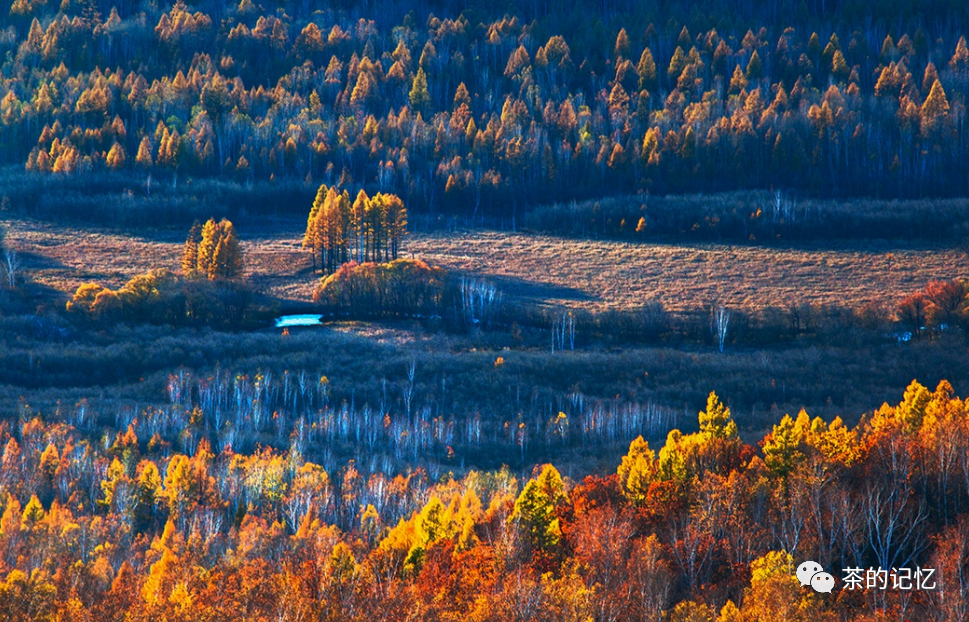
<box><xmin>2</xmin><ymin>212</ymin><xmax>968</xmax><ymax>451</ymax></box>
<box><xmin>7</xmin><ymin>217</ymin><xmax>966</xmax><ymax>313</ymax></box>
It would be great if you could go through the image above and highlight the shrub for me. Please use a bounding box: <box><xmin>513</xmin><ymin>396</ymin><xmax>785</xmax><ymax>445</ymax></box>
<box><xmin>67</xmin><ymin>269</ymin><xmax>258</xmax><ymax>328</ymax></box>
<box><xmin>313</xmin><ymin>259</ymin><xmax>450</xmax><ymax>319</ymax></box>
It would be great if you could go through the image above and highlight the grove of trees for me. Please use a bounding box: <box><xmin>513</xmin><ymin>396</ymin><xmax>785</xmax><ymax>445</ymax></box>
<box><xmin>313</xmin><ymin>258</ymin><xmax>446</xmax><ymax>318</ymax></box>
<box><xmin>182</xmin><ymin>218</ymin><xmax>244</xmax><ymax>280</ymax></box>
<box><xmin>302</xmin><ymin>185</ymin><xmax>407</xmax><ymax>274</ymax></box>
<box><xmin>0</xmin><ymin>380</ymin><xmax>966</xmax><ymax>620</ymax></box>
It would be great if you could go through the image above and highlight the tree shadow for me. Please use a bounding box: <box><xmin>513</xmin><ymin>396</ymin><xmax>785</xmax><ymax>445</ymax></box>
<box><xmin>459</xmin><ymin>272</ymin><xmax>597</xmax><ymax>305</ymax></box>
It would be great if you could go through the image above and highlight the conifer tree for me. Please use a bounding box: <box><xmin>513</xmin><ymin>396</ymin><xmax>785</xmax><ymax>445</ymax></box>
<box><xmin>512</xmin><ymin>464</ymin><xmax>567</xmax><ymax>553</ymax></box>
<box><xmin>106</xmin><ymin>143</ymin><xmax>126</xmax><ymax>169</ymax></box>
<box><xmin>196</xmin><ymin>219</ymin><xmax>220</xmax><ymax>279</ymax></box>
<box><xmin>181</xmin><ymin>220</ymin><xmax>202</xmax><ymax>278</ymax></box>
<box><xmin>614</xmin><ymin>28</ymin><xmax>630</xmax><ymax>59</ymax></box>
<box><xmin>831</xmin><ymin>49</ymin><xmax>849</xmax><ymax>82</ymax></box>
<box><xmin>617</xmin><ymin>436</ymin><xmax>656</xmax><ymax>505</ymax></box>
<box><xmin>352</xmin><ymin>189</ymin><xmax>370</xmax><ymax>262</ymax></box>
<box><xmin>453</xmin><ymin>82</ymin><xmax>471</xmax><ymax>110</ymax></box>
<box><xmin>950</xmin><ymin>36</ymin><xmax>969</xmax><ymax>75</ymax></box>
<box><xmin>134</xmin><ymin>461</ymin><xmax>161</xmax><ymax>531</ymax></box>
<box><xmin>304</xmin><ymin>184</ymin><xmax>327</xmax><ymax>270</ymax></box>
<box><xmin>409</xmin><ymin>67</ymin><xmax>430</xmax><ymax>113</ymax></box>
<box><xmin>637</xmin><ymin>48</ymin><xmax>658</xmax><ymax>92</ymax></box>
<box><xmin>136</xmin><ymin>137</ymin><xmax>153</xmax><ymax>168</ymax></box>
<box><xmin>212</xmin><ymin>219</ymin><xmax>243</xmax><ymax>279</ymax></box>
<box><xmin>921</xmin><ymin>79</ymin><xmax>950</xmax><ymax>136</ymax></box>
<box><xmin>668</xmin><ymin>47</ymin><xmax>688</xmax><ymax>81</ymax></box>
<box><xmin>746</xmin><ymin>50</ymin><xmax>764</xmax><ymax>80</ymax></box>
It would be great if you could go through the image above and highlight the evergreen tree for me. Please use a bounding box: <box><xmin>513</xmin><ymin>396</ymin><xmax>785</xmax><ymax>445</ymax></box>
<box><xmin>409</xmin><ymin>67</ymin><xmax>430</xmax><ymax>113</ymax></box>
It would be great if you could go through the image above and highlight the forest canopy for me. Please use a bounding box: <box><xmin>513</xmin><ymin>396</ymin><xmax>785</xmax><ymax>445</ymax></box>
<box><xmin>0</xmin><ymin>380</ymin><xmax>966</xmax><ymax>620</ymax></box>
<box><xmin>1</xmin><ymin>0</ymin><xmax>969</xmax><ymax>226</ymax></box>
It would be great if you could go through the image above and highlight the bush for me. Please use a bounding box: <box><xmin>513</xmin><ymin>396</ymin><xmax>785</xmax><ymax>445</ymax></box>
<box><xmin>313</xmin><ymin>259</ymin><xmax>450</xmax><ymax>319</ymax></box>
<box><xmin>67</xmin><ymin>269</ymin><xmax>260</xmax><ymax>329</ymax></box>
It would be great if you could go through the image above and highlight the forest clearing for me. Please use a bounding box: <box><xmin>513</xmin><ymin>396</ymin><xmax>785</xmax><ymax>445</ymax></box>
<box><xmin>8</xmin><ymin>217</ymin><xmax>966</xmax><ymax>312</ymax></box>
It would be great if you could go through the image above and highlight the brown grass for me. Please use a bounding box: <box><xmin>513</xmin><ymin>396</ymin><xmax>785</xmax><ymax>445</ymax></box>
<box><xmin>7</xmin><ymin>218</ymin><xmax>968</xmax><ymax>312</ymax></box>
<box><xmin>407</xmin><ymin>232</ymin><xmax>969</xmax><ymax>312</ymax></box>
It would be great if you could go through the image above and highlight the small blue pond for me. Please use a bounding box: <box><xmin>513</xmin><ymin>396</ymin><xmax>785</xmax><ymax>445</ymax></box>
<box><xmin>275</xmin><ymin>314</ymin><xmax>323</xmax><ymax>328</ymax></box>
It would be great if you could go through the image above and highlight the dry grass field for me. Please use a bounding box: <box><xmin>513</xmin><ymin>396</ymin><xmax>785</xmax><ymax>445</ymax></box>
<box><xmin>7</xmin><ymin>218</ymin><xmax>968</xmax><ymax>312</ymax></box>
<box><xmin>409</xmin><ymin>232</ymin><xmax>969</xmax><ymax>311</ymax></box>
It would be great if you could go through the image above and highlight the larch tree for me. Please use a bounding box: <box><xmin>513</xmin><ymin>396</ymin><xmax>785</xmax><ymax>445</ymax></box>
<box><xmin>637</xmin><ymin>47</ymin><xmax>658</xmax><ymax>92</ymax></box>
<box><xmin>614</xmin><ymin>28</ymin><xmax>630</xmax><ymax>59</ymax></box>
<box><xmin>352</xmin><ymin>189</ymin><xmax>370</xmax><ymax>262</ymax></box>
<box><xmin>303</xmin><ymin>184</ymin><xmax>327</xmax><ymax>271</ymax></box>
<box><xmin>136</xmin><ymin>137</ymin><xmax>153</xmax><ymax>168</ymax></box>
<box><xmin>617</xmin><ymin>436</ymin><xmax>657</xmax><ymax>506</ymax></box>
<box><xmin>453</xmin><ymin>82</ymin><xmax>471</xmax><ymax>110</ymax></box>
<box><xmin>921</xmin><ymin>79</ymin><xmax>950</xmax><ymax>137</ymax></box>
<box><xmin>950</xmin><ymin>36</ymin><xmax>969</xmax><ymax>75</ymax></box>
<box><xmin>181</xmin><ymin>220</ymin><xmax>202</xmax><ymax>278</ymax></box>
<box><xmin>188</xmin><ymin>218</ymin><xmax>245</xmax><ymax>280</ymax></box>
<box><xmin>379</xmin><ymin>193</ymin><xmax>407</xmax><ymax>260</ymax></box>
<box><xmin>746</xmin><ymin>50</ymin><xmax>765</xmax><ymax>80</ymax></box>
<box><xmin>512</xmin><ymin>464</ymin><xmax>568</xmax><ymax>555</ymax></box>
<box><xmin>106</xmin><ymin>143</ymin><xmax>126</xmax><ymax>169</ymax></box>
<box><xmin>196</xmin><ymin>219</ymin><xmax>220</xmax><ymax>279</ymax></box>
<box><xmin>212</xmin><ymin>219</ymin><xmax>243</xmax><ymax>279</ymax></box>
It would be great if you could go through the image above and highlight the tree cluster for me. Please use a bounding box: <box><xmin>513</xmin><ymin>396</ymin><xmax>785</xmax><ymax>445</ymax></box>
<box><xmin>302</xmin><ymin>185</ymin><xmax>407</xmax><ymax>274</ymax></box>
<box><xmin>181</xmin><ymin>218</ymin><xmax>244</xmax><ymax>280</ymax></box>
<box><xmin>897</xmin><ymin>279</ymin><xmax>969</xmax><ymax>340</ymax></box>
<box><xmin>313</xmin><ymin>258</ymin><xmax>446</xmax><ymax>318</ymax></box>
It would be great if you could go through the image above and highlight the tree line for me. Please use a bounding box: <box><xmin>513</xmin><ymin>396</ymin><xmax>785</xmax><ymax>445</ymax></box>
<box><xmin>0</xmin><ymin>380</ymin><xmax>967</xmax><ymax>620</ymax></box>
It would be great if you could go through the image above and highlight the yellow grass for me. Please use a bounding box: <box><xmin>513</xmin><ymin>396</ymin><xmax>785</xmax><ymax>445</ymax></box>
<box><xmin>8</xmin><ymin>219</ymin><xmax>968</xmax><ymax>312</ymax></box>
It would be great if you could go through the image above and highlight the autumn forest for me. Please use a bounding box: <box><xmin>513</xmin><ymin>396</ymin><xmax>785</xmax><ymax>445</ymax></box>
<box><xmin>1</xmin><ymin>0</ymin><xmax>969</xmax><ymax>620</ymax></box>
